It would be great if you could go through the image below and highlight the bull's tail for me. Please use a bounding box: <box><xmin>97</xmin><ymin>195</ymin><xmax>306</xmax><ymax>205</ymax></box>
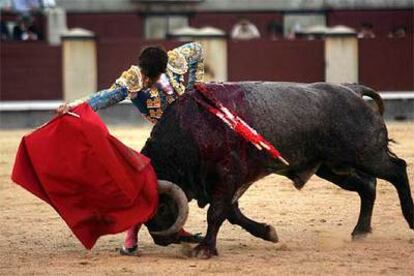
<box><xmin>342</xmin><ymin>83</ymin><xmax>384</xmax><ymax>115</ymax></box>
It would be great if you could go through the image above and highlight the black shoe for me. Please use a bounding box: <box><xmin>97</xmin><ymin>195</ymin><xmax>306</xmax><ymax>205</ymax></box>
<box><xmin>119</xmin><ymin>245</ymin><xmax>138</xmax><ymax>256</ymax></box>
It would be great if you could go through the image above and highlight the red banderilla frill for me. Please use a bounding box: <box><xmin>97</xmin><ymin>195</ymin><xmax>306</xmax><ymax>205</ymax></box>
<box><xmin>193</xmin><ymin>83</ymin><xmax>289</xmax><ymax>166</ymax></box>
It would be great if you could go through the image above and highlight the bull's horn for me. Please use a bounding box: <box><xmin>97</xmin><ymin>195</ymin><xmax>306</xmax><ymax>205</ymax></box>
<box><xmin>149</xmin><ymin>180</ymin><xmax>189</xmax><ymax>236</ymax></box>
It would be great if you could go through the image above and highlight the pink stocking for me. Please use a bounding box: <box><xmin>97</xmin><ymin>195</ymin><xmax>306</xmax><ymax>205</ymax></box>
<box><xmin>124</xmin><ymin>224</ymin><xmax>142</xmax><ymax>249</ymax></box>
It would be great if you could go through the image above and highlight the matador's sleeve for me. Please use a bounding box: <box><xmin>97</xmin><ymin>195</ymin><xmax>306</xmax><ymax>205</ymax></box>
<box><xmin>168</xmin><ymin>42</ymin><xmax>204</xmax><ymax>89</ymax></box>
<box><xmin>67</xmin><ymin>87</ymin><xmax>128</xmax><ymax>112</ymax></box>
<box><xmin>68</xmin><ymin>66</ymin><xmax>142</xmax><ymax>111</ymax></box>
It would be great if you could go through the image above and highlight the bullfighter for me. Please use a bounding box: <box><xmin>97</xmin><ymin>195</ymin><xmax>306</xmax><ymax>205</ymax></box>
<box><xmin>57</xmin><ymin>42</ymin><xmax>205</xmax><ymax>255</ymax></box>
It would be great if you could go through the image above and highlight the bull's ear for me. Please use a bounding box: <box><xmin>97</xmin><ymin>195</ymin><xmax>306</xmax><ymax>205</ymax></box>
<box><xmin>148</xmin><ymin>180</ymin><xmax>189</xmax><ymax>236</ymax></box>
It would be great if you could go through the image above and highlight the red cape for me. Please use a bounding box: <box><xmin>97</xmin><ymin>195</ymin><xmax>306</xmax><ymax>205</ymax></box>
<box><xmin>11</xmin><ymin>103</ymin><xmax>158</xmax><ymax>249</ymax></box>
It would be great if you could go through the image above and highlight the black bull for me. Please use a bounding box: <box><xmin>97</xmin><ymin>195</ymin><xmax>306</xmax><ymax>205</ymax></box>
<box><xmin>143</xmin><ymin>82</ymin><xmax>413</xmax><ymax>258</ymax></box>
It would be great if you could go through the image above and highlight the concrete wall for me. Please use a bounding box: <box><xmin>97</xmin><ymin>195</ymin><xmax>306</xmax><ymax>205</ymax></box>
<box><xmin>55</xmin><ymin>0</ymin><xmax>414</xmax><ymax>12</ymax></box>
<box><xmin>46</xmin><ymin>7</ymin><xmax>67</xmax><ymax>45</ymax></box>
<box><xmin>62</xmin><ymin>30</ymin><xmax>97</xmax><ymax>101</ymax></box>
<box><xmin>325</xmin><ymin>36</ymin><xmax>358</xmax><ymax>84</ymax></box>
<box><xmin>197</xmin><ymin>38</ymin><xmax>227</xmax><ymax>82</ymax></box>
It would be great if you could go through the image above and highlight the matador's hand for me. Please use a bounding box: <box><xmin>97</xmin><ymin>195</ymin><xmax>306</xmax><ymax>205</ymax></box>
<box><xmin>56</xmin><ymin>103</ymin><xmax>71</xmax><ymax>115</ymax></box>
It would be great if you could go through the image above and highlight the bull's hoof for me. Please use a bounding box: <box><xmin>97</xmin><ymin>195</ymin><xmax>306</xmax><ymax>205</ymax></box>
<box><xmin>175</xmin><ymin>232</ymin><xmax>204</xmax><ymax>244</ymax></box>
<box><xmin>266</xmin><ymin>224</ymin><xmax>279</xmax><ymax>243</ymax></box>
<box><xmin>191</xmin><ymin>244</ymin><xmax>218</xmax><ymax>259</ymax></box>
<box><xmin>352</xmin><ymin>233</ymin><xmax>370</xmax><ymax>241</ymax></box>
<box><xmin>351</xmin><ymin>227</ymin><xmax>372</xmax><ymax>240</ymax></box>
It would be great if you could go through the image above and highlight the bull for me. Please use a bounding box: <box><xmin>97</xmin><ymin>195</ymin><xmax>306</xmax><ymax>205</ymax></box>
<box><xmin>142</xmin><ymin>82</ymin><xmax>413</xmax><ymax>258</ymax></box>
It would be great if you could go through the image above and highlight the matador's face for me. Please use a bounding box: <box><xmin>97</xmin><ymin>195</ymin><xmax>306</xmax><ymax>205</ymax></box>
<box><xmin>140</xmin><ymin>70</ymin><xmax>161</xmax><ymax>89</ymax></box>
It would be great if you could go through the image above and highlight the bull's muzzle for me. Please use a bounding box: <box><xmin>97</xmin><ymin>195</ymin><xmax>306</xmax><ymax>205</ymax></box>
<box><xmin>148</xmin><ymin>180</ymin><xmax>189</xmax><ymax>236</ymax></box>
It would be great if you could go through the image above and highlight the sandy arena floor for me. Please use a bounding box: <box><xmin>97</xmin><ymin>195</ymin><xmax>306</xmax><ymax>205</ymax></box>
<box><xmin>0</xmin><ymin>122</ymin><xmax>413</xmax><ymax>275</ymax></box>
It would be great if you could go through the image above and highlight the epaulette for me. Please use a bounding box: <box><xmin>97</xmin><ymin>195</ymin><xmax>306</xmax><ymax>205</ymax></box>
<box><xmin>167</xmin><ymin>50</ymin><xmax>188</xmax><ymax>75</ymax></box>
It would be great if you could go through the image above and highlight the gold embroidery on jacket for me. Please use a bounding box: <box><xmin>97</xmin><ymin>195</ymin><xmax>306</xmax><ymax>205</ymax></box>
<box><xmin>146</xmin><ymin>97</ymin><xmax>161</xmax><ymax>108</ymax></box>
<box><xmin>149</xmin><ymin>108</ymin><xmax>163</xmax><ymax>119</ymax></box>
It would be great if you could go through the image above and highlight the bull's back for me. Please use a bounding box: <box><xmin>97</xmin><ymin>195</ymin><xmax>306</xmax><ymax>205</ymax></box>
<box><xmin>200</xmin><ymin>82</ymin><xmax>385</xmax><ymax>165</ymax></box>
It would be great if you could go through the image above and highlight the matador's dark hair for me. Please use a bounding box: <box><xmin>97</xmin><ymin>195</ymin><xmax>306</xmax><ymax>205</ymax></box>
<box><xmin>138</xmin><ymin>46</ymin><xmax>168</xmax><ymax>79</ymax></box>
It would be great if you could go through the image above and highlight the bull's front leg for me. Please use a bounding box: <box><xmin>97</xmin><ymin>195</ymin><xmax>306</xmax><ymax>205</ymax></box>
<box><xmin>191</xmin><ymin>198</ymin><xmax>230</xmax><ymax>259</ymax></box>
<box><xmin>191</xmin><ymin>153</ymin><xmax>243</xmax><ymax>258</ymax></box>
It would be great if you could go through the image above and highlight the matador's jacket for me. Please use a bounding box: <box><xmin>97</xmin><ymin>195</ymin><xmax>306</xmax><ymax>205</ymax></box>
<box><xmin>70</xmin><ymin>42</ymin><xmax>204</xmax><ymax>124</ymax></box>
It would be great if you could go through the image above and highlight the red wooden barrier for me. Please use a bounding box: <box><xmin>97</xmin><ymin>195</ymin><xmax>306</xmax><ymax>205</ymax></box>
<box><xmin>0</xmin><ymin>42</ymin><xmax>62</xmax><ymax>100</ymax></box>
<box><xmin>327</xmin><ymin>10</ymin><xmax>413</xmax><ymax>37</ymax></box>
<box><xmin>97</xmin><ymin>39</ymin><xmax>183</xmax><ymax>89</ymax></box>
<box><xmin>359</xmin><ymin>36</ymin><xmax>413</xmax><ymax>91</ymax></box>
<box><xmin>228</xmin><ymin>39</ymin><xmax>325</xmax><ymax>82</ymax></box>
<box><xmin>67</xmin><ymin>13</ymin><xmax>144</xmax><ymax>39</ymax></box>
<box><xmin>1</xmin><ymin>37</ymin><xmax>412</xmax><ymax>101</ymax></box>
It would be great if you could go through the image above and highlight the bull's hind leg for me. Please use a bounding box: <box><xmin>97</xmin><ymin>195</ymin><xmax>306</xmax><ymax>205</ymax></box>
<box><xmin>358</xmin><ymin>151</ymin><xmax>414</xmax><ymax>230</ymax></box>
<box><xmin>227</xmin><ymin>202</ymin><xmax>279</xmax><ymax>243</ymax></box>
<box><xmin>316</xmin><ymin>165</ymin><xmax>377</xmax><ymax>237</ymax></box>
